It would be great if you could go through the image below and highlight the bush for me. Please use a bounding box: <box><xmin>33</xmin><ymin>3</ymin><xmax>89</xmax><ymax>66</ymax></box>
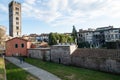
<box><xmin>78</xmin><ymin>42</ymin><xmax>90</xmax><ymax>48</ymax></box>
<box><xmin>106</xmin><ymin>41</ymin><xmax>120</xmax><ymax>49</ymax></box>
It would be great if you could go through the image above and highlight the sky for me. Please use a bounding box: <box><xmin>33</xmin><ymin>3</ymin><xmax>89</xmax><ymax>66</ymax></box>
<box><xmin>0</xmin><ymin>0</ymin><xmax>120</xmax><ymax>35</ymax></box>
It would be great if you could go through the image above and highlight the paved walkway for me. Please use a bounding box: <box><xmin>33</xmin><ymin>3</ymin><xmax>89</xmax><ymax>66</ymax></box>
<box><xmin>5</xmin><ymin>57</ymin><xmax>61</xmax><ymax>80</ymax></box>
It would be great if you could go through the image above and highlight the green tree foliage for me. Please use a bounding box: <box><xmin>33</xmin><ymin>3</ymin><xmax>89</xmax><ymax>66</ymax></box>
<box><xmin>49</xmin><ymin>33</ymin><xmax>57</xmax><ymax>45</ymax></box>
<box><xmin>49</xmin><ymin>33</ymin><xmax>74</xmax><ymax>45</ymax></box>
<box><xmin>71</xmin><ymin>25</ymin><xmax>78</xmax><ymax>41</ymax></box>
<box><xmin>78</xmin><ymin>42</ymin><xmax>90</xmax><ymax>48</ymax></box>
<box><xmin>67</xmin><ymin>36</ymin><xmax>74</xmax><ymax>43</ymax></box>
<box><xmin>59</xmin><ymin>34</ymin><xmax>66</xmax><ymax>43</ymax></box>
<box><xmin>106</xmin><ymin>41</ymin><xmax>120</xmax><ymax>49</ymax></box>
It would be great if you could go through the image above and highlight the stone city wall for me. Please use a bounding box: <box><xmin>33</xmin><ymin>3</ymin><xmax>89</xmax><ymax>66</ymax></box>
<box><xmin>71</xmin><ymin>48</ymin><xmax>120</xmax><ymax>74</ymax></box>
<box><xmin>28</xmin><ymin>46</ymin><xmax>120</xmax><ymax>74</ymax></box>
<box><xmin>28</xmin><ymin>48</ymin><xmax>50</xmax><ymax>61</ymax></box>
<box><xmin>51</xmin><ymin>45</ymin><xmax>71</xmax><ymax>64</ymax></box>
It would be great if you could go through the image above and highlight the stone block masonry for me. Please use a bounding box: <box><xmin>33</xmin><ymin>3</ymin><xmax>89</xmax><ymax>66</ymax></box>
<box><xmin>28</xmin><ymin>45</ymin><xmax>120</xmax><ymax>74</ymax></box>
<box><xmin>28</xmin><ymin>48</ymin><xmax>50</xmax><ymax>61</ymax></box>
<box><xmin>71</xmin><ymin>49</ymin><xmax>120</xmax><ymax>74</ymax></box>
<box><xmin>51</xmin><ymin>44</ymin><xmax>77</xmax><ymax>65</ymax></box>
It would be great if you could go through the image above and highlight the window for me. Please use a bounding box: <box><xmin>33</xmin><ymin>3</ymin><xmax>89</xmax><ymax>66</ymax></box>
<box><xmin>16</xmin><ymin>17</ymin><xmax>19</xmax><ymax>20</ymax></box>
<box><xmin>16</xmin><ymin>12</ymin><xmax>19</xmax><ymax>15</ymax></box>
<box><xmin>115</xmin><ymin>34</ymin><xmax>118</xmax><ymax>39</ymax></box>
<box><xmin>111</xmin><ymin>34</ymin><xmax>113</xmax><ymax>38</ymax></box>
<box><xmin>21</xmin><ymin>43</ymin><xmax>24</xmax><ymax>48</ymax></box>
<box><xmin>16</xmin><ymin>26</ymin><xmax>19</xmax><ymax>30</ymax></box>
<box><xmin>105</xmin><ymin>35</ymin><xmax>107</xmax><ymax>38</ymax></box>
<box><xmin>16</xmin><ymin>7</ymin><xmax>19</xmax><ymax>10</ymax></box>
<box><xmin>110</xmin><ymin>30</ymin><xmax>113</xmax><ymax>32</ymax></box>
<box><xmin>81</xmin><ymin>35</ymin><xmax>82</xmax><ymax>37</ymax></box>
<box><xmin>15</xmin><ymin>44</ymin><xmax>18</xmax><ymax>48</ymax></box>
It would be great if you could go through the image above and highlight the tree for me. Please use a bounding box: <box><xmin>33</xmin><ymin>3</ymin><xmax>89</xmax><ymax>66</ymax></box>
<box><xmin>67</xmin><ymin>36</ymin><xmax>74</xmax><ymax>43</ymax></box>
<box><xmin>59</xmin><ymin>34</ymin><xmax>66</xmax><ymax>43</ymax></box>
<box><xmin>49</xmin><ymin>33</ymin><xmax>57</xmax><ymax>45</ymax></box>
<box><xmin>78</xmin><ymin>42</ymin><xmax>90</xmax><ymax>48</ymax></box>
<box><xmin>106</xmin><ymin>41</ymin><xmax>120</xmax><ymax>49</ymax></box>
<box><xmin>55</xmin><ymin>33</ymin><xmax>60</xmax><ymax>40</ymax></box>
<box><xmin>49</xmin><ymin>33</ymin><xmax>74</xmax><ymax>45</ymax></box>
<box><xmin>71</xmin><ymin>25</ymin><xmax>78</xmax><ymax>43</ymax></box>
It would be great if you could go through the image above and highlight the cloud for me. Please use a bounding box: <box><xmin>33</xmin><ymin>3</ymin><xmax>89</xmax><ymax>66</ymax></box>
<box><xmin>0</xmin><ymin>4</ymin><xmax>8</xmax><ymax>13</ymax></box>
<box><xmin>22</xmin><ymin>0</ymin><xmax>62</xmax><ymax>22</ymax></box>
<box><xmin>22</xmin><ymin>0</ymin><xmax>120</xmax><ymax>27</ymax></box>
<box><xmin>102</xmin><ymin>0</ymin><xmax>120</xmax><ymax>18</ymax></box>
<box><xmin>24</xmin><ymin>0</ymin><xmax>36</xmax><ymax>5</ymax></box>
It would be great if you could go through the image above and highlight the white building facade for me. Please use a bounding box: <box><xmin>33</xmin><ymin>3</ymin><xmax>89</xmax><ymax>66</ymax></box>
<box><xmin>78</xmin><ymin>26</ymin><xmax>120</xmax><ymax>48</ymax></box>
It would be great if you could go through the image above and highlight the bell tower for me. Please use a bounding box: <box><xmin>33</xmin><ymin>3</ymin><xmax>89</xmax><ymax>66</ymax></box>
<box><xmin>9</xmin><ymin>0</ymin><xmax>21</xmax><ymax>37</ymax></box>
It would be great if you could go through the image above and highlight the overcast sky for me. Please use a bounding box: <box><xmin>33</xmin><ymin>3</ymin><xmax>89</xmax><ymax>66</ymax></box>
<box><xmin>0</xmin><ymin>0</ymin><xmax>120</xmax><ymax>35</ymax></box>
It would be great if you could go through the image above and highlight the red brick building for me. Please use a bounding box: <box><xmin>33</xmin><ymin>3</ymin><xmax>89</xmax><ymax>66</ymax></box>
<box><xmin>6</xmin><ymin>37</ymin><xmax>32</xmax><ymax>56</ymax></box>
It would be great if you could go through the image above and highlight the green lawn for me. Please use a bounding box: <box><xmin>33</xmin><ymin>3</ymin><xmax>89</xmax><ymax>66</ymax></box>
<box><xmin>25</xmin><ymin>58</ymin><xmax>120</xmax><ymax>80</ymax></box>
<box><xmin>0</xmin><ymin>57</ymin><xmax>5</xmax><ymax>80</ymax></box>
<box><xmin>5</xmin><ymin>60</ymin><xmax>38</xmax><ymax>80</ymax></box>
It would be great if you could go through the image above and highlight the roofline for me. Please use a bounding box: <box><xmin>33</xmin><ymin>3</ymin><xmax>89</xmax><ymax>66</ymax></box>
<box><xmin>78</xmin><ymin>28</ymin><xmax>120</xmax><ymax>33</ymax></box>
<box><xmin>6</xmin><ymin>37</ymin><xmax>29</xmax><ymax>42</ymax></box>
<box><xmin>9</xmin><ymin>0</ymin><xmax>21</xmax><ymax>6</ymax></box>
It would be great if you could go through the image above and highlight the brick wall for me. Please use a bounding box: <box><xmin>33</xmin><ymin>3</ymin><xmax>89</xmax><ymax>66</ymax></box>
<box><xmin>6</xmin><ymin>38</ymin><xmax>31</xmax><ymax>56</ymax></box>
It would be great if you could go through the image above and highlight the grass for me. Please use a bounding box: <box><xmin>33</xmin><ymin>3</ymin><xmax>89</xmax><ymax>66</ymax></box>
<box><xmin>25</xmin><ymin>58</ymin><xmax>120</xmax><ymax>80</ymax></box>
<box><xmin>5</xmin><ymin>60</ymin><xmax>39</xmax><ymax>80</ymax></box>
<box><xmin>0</xmin><ymin>57</ymin><xmax>5</xmax><ymax>80</ymax></box>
